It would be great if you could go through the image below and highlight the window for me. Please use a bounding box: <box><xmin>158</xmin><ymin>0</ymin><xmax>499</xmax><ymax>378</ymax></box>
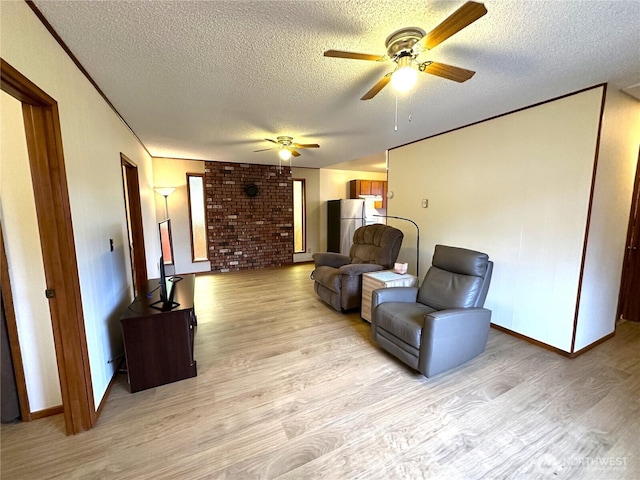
<box><xmin>186</xmin><ymin>173</ymin><xmax>208</xmax><ymax>262</ymax></box>
<box><xmin>293</xmin><ymin>179</ymin><xmax>306</xmax><ymax>253</ymax></box>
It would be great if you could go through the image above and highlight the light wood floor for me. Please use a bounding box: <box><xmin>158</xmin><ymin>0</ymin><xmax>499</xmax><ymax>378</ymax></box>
<box><xmin>2</xmin><ymin>263</ymin><xmax>639</xmax><ymax>479</ymax></box>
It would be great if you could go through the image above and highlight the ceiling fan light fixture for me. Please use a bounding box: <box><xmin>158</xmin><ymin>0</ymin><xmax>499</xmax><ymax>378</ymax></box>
<box><xmin>279</xmin><ymin>148</ymin><xmax>292</xmax><ymax>161</ymax></box>
<box><xmin>326</xmin><ymin>2</ymin><xmax>489</xmax><ymax>101</ymax></box>
<box><xmin>391</xmin><ymin>56</ymin><xmax>418</xmax><ymax>92</ymax></box>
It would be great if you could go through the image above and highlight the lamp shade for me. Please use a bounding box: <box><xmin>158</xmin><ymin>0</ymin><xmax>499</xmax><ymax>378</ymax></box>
<box><xmin>154</xmin><ymin>187</ymin><xmax>176</xmax><ymax>197</ymax></box>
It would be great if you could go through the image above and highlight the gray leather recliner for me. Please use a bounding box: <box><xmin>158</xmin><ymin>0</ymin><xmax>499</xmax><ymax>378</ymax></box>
<box><xmin>312</xmin><ymin>224</ymin><xmax>404</xmax><ymax>311</ymax></box>
<box><xmin>371</xmin><ymin>244</ymin><xmax>493</xmax><ymax>377</ymax></box>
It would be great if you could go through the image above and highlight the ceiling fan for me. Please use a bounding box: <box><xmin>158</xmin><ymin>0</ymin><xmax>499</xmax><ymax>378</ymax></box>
<box><xmin>253</xmin><ymin>136</ymin><xmax>320</xmax><ymax>161</ymax></box>
<box><xmin>324</xmin><ymin>1</ymin><xmax>487</xmax><ymax>100</ymax></box>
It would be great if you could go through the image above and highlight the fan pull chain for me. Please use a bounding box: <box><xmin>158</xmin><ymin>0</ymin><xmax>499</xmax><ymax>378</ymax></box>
<box><xmin>408</xmin><ymin>91</ymin><xmax>413</xmax><ymax>123</ymax></box>
<box><xmin>394</xmin><ymin>92</ymin><xmax>399</xmax><ymax>132</ymax></box>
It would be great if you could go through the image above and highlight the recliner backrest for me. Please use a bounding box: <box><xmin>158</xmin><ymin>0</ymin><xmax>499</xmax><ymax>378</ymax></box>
<box><xmin>417</xmin><ymin>245</ymin><xmax>492</xmax><ymax>310</ymax></box>
<box><xmin>349</xmin><ymin>224</ymin><xmax>404</xmax><ymax>268</ymax></box>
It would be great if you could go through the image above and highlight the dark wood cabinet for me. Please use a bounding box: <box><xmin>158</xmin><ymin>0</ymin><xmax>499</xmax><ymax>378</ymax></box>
<box><xmin>349</xmin><ymin>179</ymin><xmax>387</xmax><ymax>209</ymax></box>
<box><xmin>120</xmin><ymin>274</ymin><xmax>197</xmax><ymax>393</ymax></box>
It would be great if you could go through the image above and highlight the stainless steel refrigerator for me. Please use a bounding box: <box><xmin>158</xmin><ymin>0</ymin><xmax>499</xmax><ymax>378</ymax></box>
<box><xmin>327</xmin><ymin>199</ymin><xmax>365</xmax><ymax>255</ymax></box>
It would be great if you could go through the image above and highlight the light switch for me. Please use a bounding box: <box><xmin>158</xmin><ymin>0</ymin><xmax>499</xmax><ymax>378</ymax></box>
<box><xmin>422</xmin><ymin>199</ymin><xmax>428</xmax><ymax>208</ymax></box>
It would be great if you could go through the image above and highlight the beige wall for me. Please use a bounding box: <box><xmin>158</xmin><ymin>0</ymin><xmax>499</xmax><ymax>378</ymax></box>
<box><xmin>387</xmin><ymin>85</ymin><xmax>636</xmax><ymax>353</ymax></box>
<box><xmin>575</xmin><ymin>88</ymin><xmax>640</xmax><ymax>350</ymax></box>
<box><xmin>152</xmin><ymin>158</ymin><xmax>210</xmax><ymax>274</ymax></box>
<box><xmin>1</xmin><ymin>1</ymin><xmax>156</xmax><ymax>410</ymax></box>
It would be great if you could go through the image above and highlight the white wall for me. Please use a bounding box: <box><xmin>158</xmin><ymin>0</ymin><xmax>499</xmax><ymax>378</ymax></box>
<box><xmin>152</xmin><ymin>158</ymin><xmax>210</xmax><ymax>275</ymax></box>
<box><xmin>0</xmin><ymin>92</ymin><xmax>62</xmax><ymax>409</ymax></box>
<box><xmin>388</xmin><ymin>86</ymin><xmax>610</xmax><ymax>353</ymax></box>
<box><xmin>1</xmin><ymin>1</ymin><xmax>156</xmax><ymax>410</ymax></box>
<box><xmin>317</xmin><ymin>169</ymin><xmax>387</xmax><ymax>251</ymax></box>
<box><xmin>574</xmin><ymin>88</ymin><xmax>640</xmax><ymax>350</ymax></box>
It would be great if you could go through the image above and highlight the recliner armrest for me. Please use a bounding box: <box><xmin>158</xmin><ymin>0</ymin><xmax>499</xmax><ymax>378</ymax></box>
<box><xmin>418</xmin><ymin>307</ymin><xmax>492</xmax><ymax>377</ymax></box>
<box><xmin>338</xmin><ymin>263</ymin><xmax>384</xmax><ymax>277</ymax></box>
<box><xmin>312</xmin><ymin>252</ymin><xmax>351</xmax><ymax>268</ymax></box>
<box><xmin>372</xmin><ymin>286</ymin><xmax>419</xmax><ymax>308</ymax></box>
<box><xmin>423</xmin><ymin>308</ymin><xmax>492</xmax><ymax>341</ymax></box>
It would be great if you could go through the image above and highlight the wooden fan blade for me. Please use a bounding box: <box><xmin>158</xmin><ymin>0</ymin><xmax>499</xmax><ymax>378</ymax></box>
<box><xmin>324</xmin><ymin>50</ymin><xmax>385</xmax><ymax>61</ymax></box>
<box><xmin>265</xmin><ymin>138</ymin><xmax>279</xmax><ymax>144</ymax></box>
<box><xmin>422</xmin><ymin>1</ymin><xmax>487</xmax><ymax>50</ymax></box>
<box><xmin>420</xmin><ymin>62</ymin><xmax>475</xmax><ymax>82</ymax></box>
<box><xmin>293</xmin><ymin>143</ymin><xmax>320</xmax><ymax>149</ymax></box>
<box><xmin>361</xmin><ymin>73</ymin><xmax>392</xmax><ymax>100</ymax></box>
<box><xmin>290</xmin><ymin>149</ymin><xmax>301</xmax><ymax>157</ymax></box>
<box><xmin>253</xmin><ymin>147</ymin><xmax>275</xmax><ymax>152</ymax></box>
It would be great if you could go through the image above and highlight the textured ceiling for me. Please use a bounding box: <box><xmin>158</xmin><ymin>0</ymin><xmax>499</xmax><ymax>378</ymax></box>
<box><xmin>32</xmin><ymin>1</ymin><xmax>640</xmax><ymax>172</ymax></box>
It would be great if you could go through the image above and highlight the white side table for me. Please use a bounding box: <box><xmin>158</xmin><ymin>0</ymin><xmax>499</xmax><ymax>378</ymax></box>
<box><xmin>361</xmin><ymin>270</ymin><xmax>419</xmax><ymax>322</ymax></box>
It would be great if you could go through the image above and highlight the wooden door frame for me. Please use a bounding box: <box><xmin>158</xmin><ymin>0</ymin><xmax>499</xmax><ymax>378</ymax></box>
<box><xmin>292</xmin><ymin>178</ymin><xmax>307</xmax><ymax>254</ymax></box>
<box><xmin>121</xmin><ymin>154</ymin><xmax>147</xmax><ymax>297</ymax></box>
<box><xmin>1</xmin><ymin>58</ymin><xmax>95</xmax><ymax>434</ymax></box>
<box><xmin>617</xmin><ymin>148</ymin><xmax>640</xmax><ymax>321</ymax></box>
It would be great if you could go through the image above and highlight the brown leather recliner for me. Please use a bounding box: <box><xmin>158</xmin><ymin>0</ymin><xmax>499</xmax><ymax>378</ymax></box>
<box><xmin>312</xmin><ymin>224</ymin><xmax>404</xmax><ymax>311</ymax></box>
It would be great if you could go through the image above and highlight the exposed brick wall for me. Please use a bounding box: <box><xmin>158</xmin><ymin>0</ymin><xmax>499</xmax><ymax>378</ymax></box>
<box><xmin>204</xmin><ymin>161</ymin><xmax>293</xmax><ymax>272</ymax></box>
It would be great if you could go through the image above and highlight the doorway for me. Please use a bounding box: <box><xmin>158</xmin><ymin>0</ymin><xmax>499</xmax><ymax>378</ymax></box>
<box><xmin>0</xmin><ymin>224</ymin><xmax>29</xmax><ymax>423</ymax></box>
<box><xmin>618</xmin><ymin>149</ymin><xmax>640</xmax><ymax>322</ymax></box>
<box><xmin>1</xmin><ymin>59</ymin><xmax>95</xmax><ymax>434</ymax></box>
<box><xmin>121</xmin><ymin>154</ymin><xmax>147</xmax><ymax>297</ymax></box>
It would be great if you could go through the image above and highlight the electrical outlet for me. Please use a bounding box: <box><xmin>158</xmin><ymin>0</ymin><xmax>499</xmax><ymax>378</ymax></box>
<box><xmin>422</xmin><ymin>199</ymin><xmax>428</xmax><ymax>208</ymax></box>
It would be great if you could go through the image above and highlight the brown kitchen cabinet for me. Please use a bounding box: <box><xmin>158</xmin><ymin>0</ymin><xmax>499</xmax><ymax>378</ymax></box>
<box><xmin>349</xmin><ymin>179</ymin><xmax>387</xmax><ymax>209</ymax></box>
